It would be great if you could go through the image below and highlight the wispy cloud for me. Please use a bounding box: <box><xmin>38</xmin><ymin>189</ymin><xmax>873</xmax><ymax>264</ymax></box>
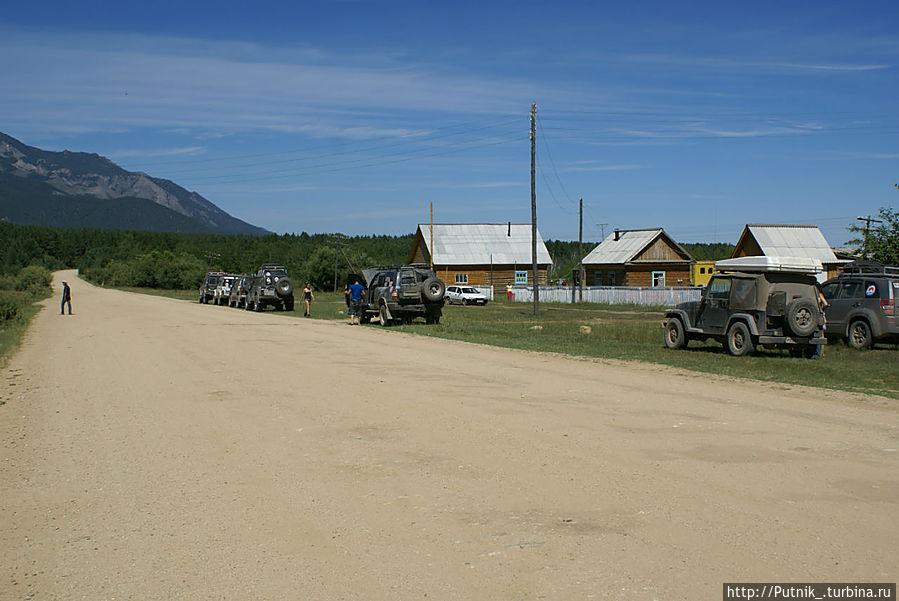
<box><xmin>112</xmin><ymin>146</ymin><xmax>205</xmax><ymax>158</ymax></box>
<box><xmin>625</xmin><ymin>53</ymin><xmax>891</xmax><ymax>74</ymax></box>
<box><xmin>0</xmin><ymin>29</ymin><xmax>547</xmax><ymax>139</ymax></box>
<box><xmin>565</xmin><ymin>161</ymin><xmax>642</xmax><ymax>172</ymax></box>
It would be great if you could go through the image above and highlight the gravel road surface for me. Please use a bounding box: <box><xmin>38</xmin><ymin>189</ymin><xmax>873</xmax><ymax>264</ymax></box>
<box><xmin>2</xmin><ymin>270</ymin><xmax>896</xmax><ymax>600</ymax></box>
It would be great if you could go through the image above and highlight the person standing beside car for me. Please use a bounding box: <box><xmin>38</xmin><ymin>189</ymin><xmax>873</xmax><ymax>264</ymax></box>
<box><xmin>814</xmin><ymin>283</ymin><xmax>829</xmax><ymax>357</ymax></box>
<box><xmin>347</xmin><ymin>279</ymin><xmax>365</xmax><ymax>325</ymax></box>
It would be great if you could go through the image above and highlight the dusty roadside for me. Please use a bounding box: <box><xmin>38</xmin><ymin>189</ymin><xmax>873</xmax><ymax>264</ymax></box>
<box><xmin>2</xmin><ymin>270</ymin><xmax>896</xmax><ymax>600</ymax></box>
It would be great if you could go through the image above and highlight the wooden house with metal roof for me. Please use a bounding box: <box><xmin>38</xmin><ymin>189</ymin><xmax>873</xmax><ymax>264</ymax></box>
<box><xmin>408</xmin><ymin>223</ymin><xmax>553</xmax><ymax>288</ymax></box>
<box><xmin>581</xmin><ymin>228</ymin><xmax>694</xmax><ymax>287</ymax></box>
<box><xmin>732</xmin><ymin>224</ymin><xmax>847</xmax><ymax>280</ymax></box>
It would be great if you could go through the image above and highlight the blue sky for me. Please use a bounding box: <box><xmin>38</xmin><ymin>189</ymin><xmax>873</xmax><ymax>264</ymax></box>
<box><xmin>3</xmin><ymin>0</ymin><xmax>897</xmax><ymax>246</ymax></box>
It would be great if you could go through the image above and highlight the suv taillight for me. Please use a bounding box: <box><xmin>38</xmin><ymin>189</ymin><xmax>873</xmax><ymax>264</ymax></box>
<box><xmin>881</xmin><ymin>300</ymin><xmax>895</xmax><ymax>316</ymax></box>
<box><xmin>392</xmin><ymin>289</ymin><xmax>398</xmax><ymax>300</ymax></box>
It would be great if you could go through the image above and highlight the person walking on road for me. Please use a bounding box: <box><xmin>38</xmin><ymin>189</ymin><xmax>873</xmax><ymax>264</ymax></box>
<box><xmin>302</xmin><ymin>283</ymin><xmax>314</xmax><ymax>317</ymax></box>
<box><xmin>60</xmin><ymin>280</ymin><xmax>72</xmax><ymax>315</ymax></box>
<box><xmin>347</xmin><ymin>279</ymin><xmax>365</xmax><ymax>325</ymax></box>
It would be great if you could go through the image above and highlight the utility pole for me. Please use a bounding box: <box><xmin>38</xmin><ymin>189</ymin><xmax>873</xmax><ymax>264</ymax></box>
<box><xmin>578</xmin><ymin>198</ymin><xmax>584</xmax><ymax>303</ymax></box>
<box><xmin>857</xmin><ymin>215</ymin><xmax>883</xmax><ymax>259</ymax></box>
<box><xmin>596</xmin><ymin>223</ymin><xmax>609</xmax><ymax>239</ymax></box>
<box><xmin>530</xmin><ymin>102</ymin><xmax>539</xmax><ymax>315</ymax></box>
<box><xmin>333</xmin><ymin>234</ymin><xmax>340</xmax><ymax>292</ymax></box>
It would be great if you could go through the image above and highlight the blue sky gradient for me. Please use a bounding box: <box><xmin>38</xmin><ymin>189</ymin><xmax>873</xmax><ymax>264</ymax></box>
<box><xmin>3</xmin><ymin>0</ymin><xmax>897</xmax><ymax>245</ymax></box>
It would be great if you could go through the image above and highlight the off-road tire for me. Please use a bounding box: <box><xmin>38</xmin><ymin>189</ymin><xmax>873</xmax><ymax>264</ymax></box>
<box><xmin>276</xmin><ymin>278</ymin><xmax>293</xmax><ymax>297</ymax></box>
<box><xmin>664</xmin><ymin>318</ymin><xmax>687</xmax><ymax>349</ymax></box>
<box><xmin>421</xmin><ymin>278</ymin><xmax>445</xmax><ymax>303</ymax></box>
<box><xmin>379</xmin><ymin>304</ymin><xmax>391</xmax><ymax>326</ymax></box>
<box><xmin>847</xmin><ymin>320</ymin><xmax>873</xmax><ymax>350</ymax></box>
<box><xmin>785</xmin><ymin>299</ymin><xmax>818</xmax><ymax>337</ymax></box>
<box><xmin>285</xmin><ymin>299</ymin><xmax>294</xmax><ymax>312</ymax></box>
<box><xmin>726</xmin><ymin>321</ymin><xmax>755</xmax><ymax>356</ymax></box>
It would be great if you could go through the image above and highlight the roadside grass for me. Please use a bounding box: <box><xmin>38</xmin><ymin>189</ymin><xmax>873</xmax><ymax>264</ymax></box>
<box><xmin>137</xmin><ymin>288</ymin><xmax>899</xmax><ymax>400</ymax></box>
<box><xmin>0</xmin><ymin>291</ymin><xmax>48</xmax><ymax>369</ymax></box>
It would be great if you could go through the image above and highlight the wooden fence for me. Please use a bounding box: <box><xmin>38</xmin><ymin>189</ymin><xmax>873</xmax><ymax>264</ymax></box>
<box><xmin>507</xmin><ymin>285</ymin><xmax>702</xmax><ymax>307</ymax></box>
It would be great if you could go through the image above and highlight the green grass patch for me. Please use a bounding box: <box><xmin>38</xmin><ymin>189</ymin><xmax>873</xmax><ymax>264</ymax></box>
<box><xmin>0</xmin><ymin>290</ymin><xmax>48</xmax><ymax>368</ymax></box>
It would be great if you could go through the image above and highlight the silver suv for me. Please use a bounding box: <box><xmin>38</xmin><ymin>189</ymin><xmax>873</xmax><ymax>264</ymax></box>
<box><xmin>821</xmin><ymin>261</ymin><xmax>899</xmax><ymax>349</ymax></box>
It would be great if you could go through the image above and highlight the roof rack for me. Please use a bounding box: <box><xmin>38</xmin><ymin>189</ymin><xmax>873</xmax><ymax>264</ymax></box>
<box><xmin>714</xmin><ymin>256</ymin><xmax>822</xmax><ymax>274</ymax></box>
<box><xmin>839</xmin><ymin>260</ymin><xmax>899</xmax><ymax>276</ymax></box>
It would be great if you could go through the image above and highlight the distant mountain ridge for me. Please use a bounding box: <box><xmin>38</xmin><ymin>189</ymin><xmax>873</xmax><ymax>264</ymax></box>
<box><xmin>0</xmin><ymin>132</ymin><xmax>269</xmax><ymax>235</ymax></box>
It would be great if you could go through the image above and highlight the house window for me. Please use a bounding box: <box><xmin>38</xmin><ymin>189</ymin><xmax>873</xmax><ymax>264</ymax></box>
<box><xmin>514</xmin><ymin>270</ymin><xmax>528</xmax><ymax>285</ymax></box>
<box><xmin>593</xmin><ymin>271</ymin><xmax>603</xmax><ymax>286</ymax></box>
<box><xmin>652</xmin><ymin>271</ymin><xmax>666</xmax><ymax>287</ymax></box>
<box><xmin>700</xmin><ymin>267</ymin><xmax>706</xmax><ymax>274</ymax></box>
<box><xmin>455</xmin><ymin>273</ymin><xmax>468</xmax><ymax>284</ymax></box>
<box><xmin>608</xmin><ymin>272</ymin><xmax>616</xmax><ymax>286</ymax></box>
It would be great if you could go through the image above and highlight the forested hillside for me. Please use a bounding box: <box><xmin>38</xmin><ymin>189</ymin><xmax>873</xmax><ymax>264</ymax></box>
<box><xmin>0</xmin><ymin>222</ymin><xmax>412</xmax><ymax>290</ymax></box>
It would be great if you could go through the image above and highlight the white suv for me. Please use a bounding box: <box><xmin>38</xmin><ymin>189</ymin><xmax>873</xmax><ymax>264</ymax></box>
<box><xmin>446</xmin><ymin>285</ymin><xmax>490</xmax><ymax>306</ymax></box>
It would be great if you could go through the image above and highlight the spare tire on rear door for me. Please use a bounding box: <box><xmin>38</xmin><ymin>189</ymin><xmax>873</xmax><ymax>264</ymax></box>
<box><xmin>276</xmin><ymin>277</ymin><xmax>293</xmax><ymax>297</ymax></box>
<box><xmin>421</xmin><ymin>277</ymin><xmax>445</xmax><ymax>302</ymax></box>
<box><xmin>784</xmin><ymin>299</ymin><xmax>817</xmax><ymax>337</ymax></box>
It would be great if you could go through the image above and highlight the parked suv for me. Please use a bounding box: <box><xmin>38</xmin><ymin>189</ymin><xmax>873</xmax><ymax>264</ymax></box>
<box><xmin>246</xmin><ymin>264</ymin><xmax>294</xmax><ymax>312</ymax></box>
<box><xmin>199</xmin><ymin>271</ymin><xmax>224</xmax><ymax>304</ymax></box>
<box><xmin>663</xmin><ymin>257</ymin><xmax>826</xmax><ymax>357</ymax></box>
<box><xmin>228</xmin><ymin>275</ymin><xmax>255</xmax><ymax>308</ymax></box>
<box><xmin>213</xmin><ymin>274</ymin><xmax>237</xmax><ymax>305</ymax></box>
<box><xmin>360</xmin><ymin>264</ymin><xmax>445</xmax><ymax>325</ymax></box>
<box><xmin>821</xmin><ymin>260</ymin><xmax>899</xmax><ymax>349</ymax></box>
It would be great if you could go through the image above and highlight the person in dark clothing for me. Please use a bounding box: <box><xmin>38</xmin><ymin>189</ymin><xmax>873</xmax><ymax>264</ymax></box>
<box><xmin>60</xmin><ymin>281</ymin><xmax>72</xmax><ymax>315</ymax></box>
<box><xmin>302</xmin><ymin>283</ymin><xmax>314</xmax><ymax>317</ymax></box>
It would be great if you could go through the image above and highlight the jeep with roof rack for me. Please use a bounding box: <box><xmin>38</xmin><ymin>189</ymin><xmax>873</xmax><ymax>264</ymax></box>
<box><xmin>820</xmin><ymin>260</ymin><xmax>899</xmax><ymax>349</ymax></box>
<box><xmin>663</xmin><ymin>256</ymin><xmax>826</xmax><ymax>357</ymax></box>
<box><xmin>246</xmin><ymin>264</ymin><xmax>294</xmax><ymax>312</ymax></box>
<box><xmin>359</xmin><ymin>264</ymin><xmax>445</xmax><ymax>325</ymax></box>
<box><xmin>199</xmin><ymin>271</ymin><xmax>225</xmax><ymax>304</ymax></box>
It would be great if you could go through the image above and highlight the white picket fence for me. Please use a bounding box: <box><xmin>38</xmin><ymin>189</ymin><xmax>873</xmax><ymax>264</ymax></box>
<box><xmin>509</xmin><ymin>285</ymin><xmax>702</xmax><ymax>307</ymax></box>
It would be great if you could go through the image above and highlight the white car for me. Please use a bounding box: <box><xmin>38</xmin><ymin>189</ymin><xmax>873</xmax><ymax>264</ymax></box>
<box><xmin>445</xmin><ymin>285</ymin><xmax>489</xmax><ymax>305</ymax></box>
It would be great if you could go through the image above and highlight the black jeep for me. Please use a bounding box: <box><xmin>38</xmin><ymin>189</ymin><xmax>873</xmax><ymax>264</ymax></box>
<box><xmin>663</xmin><ymin>258</ymin><xmax>825</xmax><ymax>357</ymax></box>
<box><xmin>246</xmin><ymin>264</ymin><xmax>294</xmax><ymax>312</ymax></box>
<box><xmin>359</xmin><ymin>264</ymin><xmax>445</xmax><ymax>325</ymax></box>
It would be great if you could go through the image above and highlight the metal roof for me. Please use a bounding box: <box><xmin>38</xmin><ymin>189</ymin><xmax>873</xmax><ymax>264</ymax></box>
<box><xmin>417</xmin><ymin>224</ymin><xmax>552</xmax><ymax>265</ymax></box>
<box><xmin>743</xmin><ymin>225</ymin><xmax>840</xmax><ymax>263</ymax></box>
<box><xmin>582</xmin><ymin>228</ymin><xmax>683</xmax><ymax>265</ymax></box>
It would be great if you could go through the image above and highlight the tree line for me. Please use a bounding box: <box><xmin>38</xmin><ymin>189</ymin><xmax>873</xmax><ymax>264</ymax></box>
<box><xmin>7</xmin><ymin>218</ymin><xmax>889</xmax><ymax>293</ymax></box>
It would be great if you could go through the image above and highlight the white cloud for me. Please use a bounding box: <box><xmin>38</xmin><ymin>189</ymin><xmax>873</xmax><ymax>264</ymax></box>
<box><xmin>112</xmin><ymin>146</ymin><xmax>206</xmax><ymax>158</ymax></box>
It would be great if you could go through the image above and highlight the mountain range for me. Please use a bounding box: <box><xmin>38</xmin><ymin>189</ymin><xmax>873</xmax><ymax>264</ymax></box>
<box><xmin>0</xmin><ymin>132</ymin><xmax>269</xmax><ymax>235</ymax></box>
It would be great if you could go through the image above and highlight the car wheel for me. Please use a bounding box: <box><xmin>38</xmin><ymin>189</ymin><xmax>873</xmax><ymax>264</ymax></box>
<box><xmin>285</xmin><ymin>299</ymin><xmax>294</xmax><ymax>312</ymax></box>
<box><xmin>379</xmin><ymin>305</ymin><xmax>390</xmax><ymax>326</ymax></box>
<box><xmin>664</xmin><ymin>319</ymin><xmax>687</xmax><ymax>349</ymax></box>
<box><xmin>726</xmin><ymin>321</ymin><xmax>755</xmax><ymax>356</ymax></box>
<box><xmin>255</xmin><ymin>301</ymin><xmax>264</xmax><ymax>312</ymax></box>
<box><xmin>276</xmin><ymin>278</ymin><xmax>293</xmax><ymax>297</ymax></box>
<box><xmin>785</xmin><ymin>299</ymin><xmax>818</xmax><ymax>337</ymax></box>
<box><xmin>421</xmin><ymin>278</ymin><xmax>445</xmax><ymax>302</ymax></box>
<box><xmin>847</xmin><ymin>320</ymin><xmax>873</xmax><ymax>350</ymax></box>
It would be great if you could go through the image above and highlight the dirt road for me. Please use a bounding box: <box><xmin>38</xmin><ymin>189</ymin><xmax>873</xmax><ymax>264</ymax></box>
<box><xmin>2</xmin><ymin>270</ymin><xmax>897</xmax><ymax>600</ymax></box>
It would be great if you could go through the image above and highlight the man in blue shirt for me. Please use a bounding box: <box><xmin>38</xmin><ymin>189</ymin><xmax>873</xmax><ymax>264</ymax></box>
<box><xmin>346</xmin><ymin>280</ymin><xmax>365</xmax><ymax>325</ymax></box>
